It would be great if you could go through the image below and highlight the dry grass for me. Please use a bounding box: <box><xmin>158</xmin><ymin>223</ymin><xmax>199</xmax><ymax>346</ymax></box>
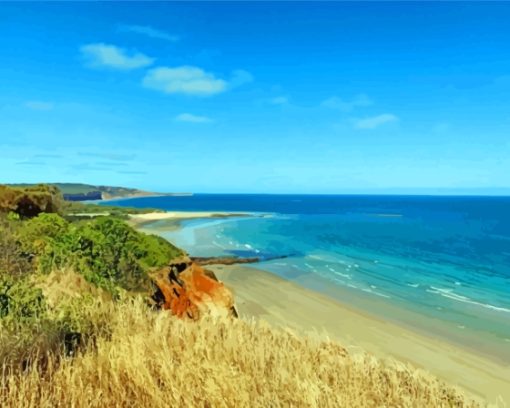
<box><xmin>0</xmin><ymin>297</ymin><xmax>481</xmax><ymax>408</ymax></box>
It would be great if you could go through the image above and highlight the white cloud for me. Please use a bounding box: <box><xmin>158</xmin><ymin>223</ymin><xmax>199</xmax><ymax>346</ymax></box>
<box><xmin>322</xmin><ymin>94</ymin><xmax>373</xmax><ymax>112</ymax></box>
<box><xmin>118</xmin><ymin>24</ymin><xmax>179</xmax><ymax>42</ymax></box>
<box><xmin>354</xmin><ymin>114</ymin><xmax>399</xmax><ymax>129</ymax></box>
<box><xmin>80</xmin><ymin>43</ymin><xmax>154</xmax><ymax>70</ymax></box>
<box><xmin>270</xmin><ymin>96</ymin><xmax>289</xmax><ymax>105</ymax></box>
<box><xmin>175</xmin><ymin>113</ymin><xmax>212</xmax><ymax>123</ymax></box>
<box><xmin>25</xmin><ymin>101</ymin><xmax>54</xmax><ymax>111</ymax></box>
<box><xmin>142</xmin><ymin>66</ymin><xmax>227</xmax><ymax>96</ymax></box>
<box><xmin>143</xmin><ymin>66</ymin><xmax>253</xmax><ymax>96</ymax></box>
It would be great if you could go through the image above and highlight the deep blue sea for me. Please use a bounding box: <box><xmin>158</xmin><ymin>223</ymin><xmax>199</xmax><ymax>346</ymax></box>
<box><xmin>103</xmin><ymin>194</ymin><xmax>510</xmax><ymax>359</ymax></box>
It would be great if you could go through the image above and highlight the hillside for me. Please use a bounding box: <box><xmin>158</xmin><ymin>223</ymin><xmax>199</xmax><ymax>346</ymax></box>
<box><xmin>0</xmin><ymin>296</ymin><xmax>480</xmax><ymax>408</ymax></box>
<box><xmin>7</xmin><ymin>183</ymin><xmax>174</xmax><ymax>201</ymax></box>
<box><xmin>0</xmin><ymin>184</ymin><xmax>481</xmax><ymax>407</ymax></box>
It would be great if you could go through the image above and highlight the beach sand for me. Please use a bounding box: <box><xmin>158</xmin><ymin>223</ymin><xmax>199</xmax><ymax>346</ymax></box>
<box><xmin>128</xmin><ymin>211</ymin><xmax>251</xmax><ymax>234</ymax></box>
<box><xmin>129</xmin><ymin>211</ymin><xmax>248</xmax><ymax>222</ymax></box>
<box><xmin>211</xmin><ymin>264</ymin><xmax>510</xmax><ymax>406</ymax></box>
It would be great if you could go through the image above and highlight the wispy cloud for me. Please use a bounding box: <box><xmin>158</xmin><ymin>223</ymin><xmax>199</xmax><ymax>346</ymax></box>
<box><xmin>354</xmin><ymin>114</ymin><xmax>399</xmax><ymax>130</ymax></box>
<box><xmin>80</xmin><ymin>43</ymin><xmax>154</xmax><ymax>70</ymax></box>
<box><xmin>33</xmin><ymin>153</ymin><xmax>62</xmax><ymax>159</ymax></box>
<box><xmin>16</xmin><ymin>160</ymin><xmax>46</xmax><ymax>166</ymax></box>
<box><xmin>25</xmin><ymin>101</ymin><xmax>54</xmax><ymax>111</ymax></box>
<box><xmin>95</xmin><ymin>161</ymin><xmax>129</xmax><ymax>167</ymax></box>
<box><xmin>270</xmin><ymin>96</ymin><xmax>289</xmax><ymax>105</ymax></box>
<box><xmin>143</xmin><ymin>66</ymin><xmax>227</xmax><ymax>96</ymax></box>
<box><xmin>117</xmin><ymin>170</ymin><xmax>147</xmax><ymax>175</ymax></box>
<box><xmin>175</xmin><ymin>113</ymin><xmax>212</xmax><ymax>123</ymax></box>
<box><xmin>68</xmin><ymin>163</ymin><xmax>110</xmax><ymax>172</ymax></box>
<box><xmin>78</xmin><ymin>152</ymin><xmax>136</xmax><ymax>161</ymax></box>
<box><xmin>321</xmin><ymin>94</ymin><xmax>373</xmax><ymax>112</ymax></box>
<box><xmin>118</xmin><ymin>24</ymin><xmax>179</xmax><ymax>42</ymax></box>
<box><xmin>143</xmin><ymin>66</ymin><xmax>252</xmax><ymax>96</ymax></box>
<box><xmin>230</xmin><ymin>70</ymin><xmax>254</xmax><ymax>87</ymax></box>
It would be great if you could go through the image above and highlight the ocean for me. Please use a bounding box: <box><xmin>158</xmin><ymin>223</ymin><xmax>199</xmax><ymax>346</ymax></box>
<box><xmin>102</xmin><ymin>194</ymin><xmax>510</xmax><ymax>361</ymax></box>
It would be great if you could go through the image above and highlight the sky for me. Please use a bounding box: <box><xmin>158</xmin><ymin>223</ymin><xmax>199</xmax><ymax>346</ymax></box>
<box><xmin>1</xmin><ymin>2</ymin><xmax>510</xmax><ymax>194</ymax></box>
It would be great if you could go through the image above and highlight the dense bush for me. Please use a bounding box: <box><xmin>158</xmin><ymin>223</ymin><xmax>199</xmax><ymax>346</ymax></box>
<box><xmin>16</xmin><ymin>214</ymin><xmax>182</xmax><ymax>293</ymax></box>
<box><xmin>0</xmin><ymin>275</ymin><xmax>46</xmax><ymax>320</ymax></box>
<box><xmin>1</xmin><ymin>209</ymin><xmax>182</xmax><ymax>370</ymax></box>
<box><xmin>0</xmin><ymin>214</ymin><xmax>30</xmax><ymax>277</ymax></box>
<box><xmin>0</xmin><ymin>183</ymin><xmax>184</xmax><ymax>373</ymax></box>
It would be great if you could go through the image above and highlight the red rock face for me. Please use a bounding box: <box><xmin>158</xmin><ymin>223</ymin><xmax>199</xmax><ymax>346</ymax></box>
<box><xmin>154</xmin><ymin>262</ymin><xmax>236</xmax><ymax>319</ymax></box>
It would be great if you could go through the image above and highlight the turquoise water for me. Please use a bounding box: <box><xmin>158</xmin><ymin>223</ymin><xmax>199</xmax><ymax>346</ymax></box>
<box><xmin>104</xmin><ymin>194</ymin><xmax>510</xmax><ymax>359</ymax></box>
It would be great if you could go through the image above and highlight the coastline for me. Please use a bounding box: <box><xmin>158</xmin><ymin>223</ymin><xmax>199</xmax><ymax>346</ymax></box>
<box><xmin>211</xmin><ymin>264</ymin><xmax>510</xmax><ymax>405</ymax></box>
<box><xmin>127</xmin><ymin>211</ymin><xmax>253</xmax><ymax>229</ymax></box>
<box><xmin>98</xmin><ymin>193</ymin><xmax>181</xmax><ymax>203</ymax></box>
<box><xmin>129</xmin><ymin>209</ymin><xmax>510</xmax><ymax>405</ymax></box>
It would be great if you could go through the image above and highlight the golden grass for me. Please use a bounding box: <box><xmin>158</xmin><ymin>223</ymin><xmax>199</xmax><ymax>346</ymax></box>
<box><xmin>0</xmin><ymin>295</ymin><xmax>482</xmax><ymax>408</ymax></box>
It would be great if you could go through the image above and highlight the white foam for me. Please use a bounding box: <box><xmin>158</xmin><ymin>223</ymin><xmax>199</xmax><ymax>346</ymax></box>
<box><xmin>211</xmin><ymin>241</ymin><xmax>225</xmax><ymax>249</ymax></box>
<box><xmin>427</xmin><ymin>287</ymin><xmax>510</xmax><ymax>314</ymax></box>
<box><xmin>362</xmin><ymin>287</ymin><xmax>391</xmax><ymax>299</ymax></box>
<box><xmin>407</xmin><ymin>283</ymin><xmax>420</xmax><ymax>288</ymax></box>
<box><xmin>332</xmin><ymin>271</ymin><xmax>351</xmax><ymax>279</ymax></box>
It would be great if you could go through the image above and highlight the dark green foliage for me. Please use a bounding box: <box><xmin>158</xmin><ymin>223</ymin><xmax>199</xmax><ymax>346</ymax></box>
<box><xmin>0</xmin><ymin>214</ymin><xmax>30</xmax><ymax>277</ymax></box>
<box><xmin>15</xmin><ymin>213</ymin><xmax>182</xmax><ymax>293</ymax></box>
<box><xmin>74</xmin><ymin>217</ymin><xmax>182</xmax><ymax>292</ymax></box>
<box><xmin>0</xmin><ymin>184</ymin><xmax>184</xmax><ymax>372</ymax></box>
<box><xmin>0</xmin><ymin>275</ymin><xmax>46</xmax><ymax>320</ymax></box>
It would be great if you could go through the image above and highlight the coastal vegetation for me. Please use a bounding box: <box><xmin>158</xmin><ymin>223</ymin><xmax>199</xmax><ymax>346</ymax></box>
<box><xmin>0</xmin><ymin>184</ymin><xmax>481</xmax><ymax>407</ymax></box>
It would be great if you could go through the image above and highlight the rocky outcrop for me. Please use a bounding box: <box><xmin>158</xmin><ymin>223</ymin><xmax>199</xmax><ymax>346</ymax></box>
<box><xmin>63</xmin><ymin>191</ymin><xmax>102</xmax><ymax>201</ymax></box>
<box><xmin>190</xmin><ymin>256</ymin><xmax>260</xmax><ymax>265</ymax></box>
<box><xmin>152</xmin><ymin>259</ymin><xmax>237</xmax><ymax>319</ymax></box>
<box><xmin>190</xmin><ymin>254</ymin><xmax>290</xmax><ymax>266</ymax></box>
<box><xmin>0</xmin><ymin>184</ymin><xmax>63</xmax><ymax>218</ymax></box>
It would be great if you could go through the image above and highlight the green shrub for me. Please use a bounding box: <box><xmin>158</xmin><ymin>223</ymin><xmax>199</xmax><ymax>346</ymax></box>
<box><xmin>0</xmin><ymin>214</ymin><xmax>30</xmax><ymax>277</ymax></box>
<box><xmin>0</xmin><ymin>275</ymin><xmax>46</xmax><ymax>320</ymax></box>
<box><xmin>15</xmin><ymin>213</ymin><xmax>182</xmax><ymax>294</ymax></box>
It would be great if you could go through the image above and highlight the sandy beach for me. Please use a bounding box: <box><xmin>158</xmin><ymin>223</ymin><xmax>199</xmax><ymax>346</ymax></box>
<box><xmin>211</xmin><ymin>264</ymin><xmax>510</xmax><ymax>406</ymax></box>
<box><xmin>128</xmin><ymin>211</ymin><xmax>251</xmax><ymax>226</ymax></box>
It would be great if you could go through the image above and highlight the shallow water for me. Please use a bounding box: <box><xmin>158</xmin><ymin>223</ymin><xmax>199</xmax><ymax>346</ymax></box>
<box><xmin>104</xmin><ymin>194</ymin><xmax>510</xmax><ymax>360</ymax></box>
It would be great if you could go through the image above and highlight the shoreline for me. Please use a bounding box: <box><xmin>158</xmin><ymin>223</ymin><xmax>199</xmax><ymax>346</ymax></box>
<box><xmin>130</xmin><ymin>210</ymin><xmax>510</xmax><ymax>405</ymax></box>
<box><xmin>211</xmin><ymin>264</ymin><xmax>509</xmax><ymax>405</ymax></box>
<box><xmin>127</xmin><ymin>210</ymin><xmax>253</xmax><ymax>228</ymax></box>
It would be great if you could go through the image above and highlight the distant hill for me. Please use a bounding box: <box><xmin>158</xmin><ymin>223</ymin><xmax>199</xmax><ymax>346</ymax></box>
<box><xmin>7</xmin><ymin>183</ymin><xmax>178</xmax><ymax>202</ymax></box>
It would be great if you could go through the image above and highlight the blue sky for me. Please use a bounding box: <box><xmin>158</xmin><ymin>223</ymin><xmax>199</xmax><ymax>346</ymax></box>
<box><xmin>1</xmin><ymin>2</ymin><xmax>510</xmax><ymax>194</ymax></box>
